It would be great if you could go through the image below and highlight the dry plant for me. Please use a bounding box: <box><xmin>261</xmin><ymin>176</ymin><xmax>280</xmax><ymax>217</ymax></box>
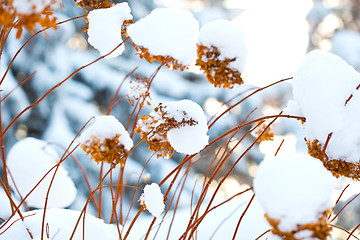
<box><xmin>0</xmin><ymin>1</ymin><xmax>359</xmax><ymax>240</ymax></box>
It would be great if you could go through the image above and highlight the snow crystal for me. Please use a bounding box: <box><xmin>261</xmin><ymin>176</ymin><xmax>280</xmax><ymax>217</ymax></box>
<box><xmin>127</xmin><ymin>7</ymin><xmax>199</xmax><ymax>66</ymax></box>
<box><xmin>291</xmin><ymin>50</ymin><xmax>360</xmax><ymax>162</ymax></box>
<box><xmin>6</xmin><ymin>137</ymin><xmax>77</xmax><ymax>208</ymax></box>
<box><xmin>253</xmin><ymin>153</ymin><xmax>334</xmax><ymax>232</ymax></box>
<box><xmin>165</xmin><ymin>99</ymin><xmax>209</xmax><ymax>155</ymax></box>
<box><xmin>198</xmin><ymin>19</ymin><xmax>248</xmax><ymax>72</ymax></box>
<box><xmin>87</xmin><ymin>2</ymin><xmax>132</xmax><ymax>58</ymax></box>
<box><xmin>12</xmin><ymin>0</ymin><xmax>51</xmax><ymax>14</ymax></box>
<box><xmin>139</xmin><ymin>183</ymin><xmax>165</xmax><ymax>218</ymax></box>
<box><xmin>0</xmin><ymin>208</ymin><xmax>118</xmax><ymax>240</ymax></box>
<box><xmin>78</xmin><ymin>115</ymin><xmax>133</xmax><ymax>151</ymax></box>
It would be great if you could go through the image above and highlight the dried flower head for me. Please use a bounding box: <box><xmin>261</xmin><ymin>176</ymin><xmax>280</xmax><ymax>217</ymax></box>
<box><xmin>254</xmin><ymin>122</ymin><xmax>275</xmax><ymax>143</ymax></box>
<box><xmin>1</xmin><ymin>0</ymin><xmax>57</xmax><ymax>39</ymax></box>
<box><xmin>127</xmin><ymin>75</ymin><xmax>151</xmax><ymax>107</ymax></box>
<box><xmin>78</xmin><ymin>116</ymin><xmax>133</xmax><ymax>166</ymax></box>
<box><xmin>132</xmin><ymin>44</ymin><xmax>187</xmax><ymax>71</ymax></box>
<box><xmin>307</xmin><ymin>139</ymin><xmax>360</xmax><ymax>180</ymax></box>
<box><xmin>135</xmin><ymin>102</ymin><xmax>200</xmax><ymax>158</ymax></box>
<box><xmin>196</xmin><ymin>19</ymin><xmax>247</xmax><ymax>88</ymax></box>
<box><xmin>196</xmin><ymin>45</ymin><xmax>244</xmax><ymax>88</ymax></box>
<box><xmin>74</xmin><ymin>0</ymin><xmax>113</xmax><ymax>9</ymax></box>
<box><xmin>265</xmin><ymin>210</ymin><xmax>332</xmax><ymax>240</ymax></box>
<box><xmin>80</xmin><ymin>134</ymin><xmax>130</xmax><ymax>166</ymax></box>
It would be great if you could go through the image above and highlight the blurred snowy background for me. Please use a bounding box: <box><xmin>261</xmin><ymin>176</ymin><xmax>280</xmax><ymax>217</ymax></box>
<box><xmin>2</xmin><ymin>0</ymin><xmax>360</xmax><ymax>238</ymax></box>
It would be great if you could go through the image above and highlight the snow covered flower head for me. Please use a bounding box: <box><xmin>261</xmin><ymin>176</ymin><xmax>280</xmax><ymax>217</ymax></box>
<box><xmin>254</xmin><ymin>153</ymin><xmax>334</xmax><ymax>240</ymax></box>
<box><xmin>127</xmin><ymin>7</ymin><xmax>199</xmax><ymax>71</ymax></box>
<box><xmin>127</xmin><ymin>74</ymin><xmax>151</xmax><ymax>106</ymax></box>
<box><xmin>196</xmin><ymin>19</ymin><xmax>248</xmax><ymax>88</ymax></box>
<box><xmin>289</xmin><ymin>50</ymin><xmax>360</xmax><ymax>179</ymax></box>
<box><xmin>86</xmin><ymin>2</ymin><xmax>133</xmax><ymax>58</ymax></box>
<box><xmin>139</xmin><ymin>183</ymin><xmax>165</xmax><ymax>218</ymax></box>
<box><xmin>79</xmin><ymin>115</ymin><xmax>133</xmax><ymax>166</ymax></box>
<box><xmin>0</xmin><ymin>0</ymin><xmax>57</xmax><ymax>39</ymax></box>
<box><xmin>135</xmin><ymin>99</ymin><xmax>209</xmax><ymax>158</ymax></box>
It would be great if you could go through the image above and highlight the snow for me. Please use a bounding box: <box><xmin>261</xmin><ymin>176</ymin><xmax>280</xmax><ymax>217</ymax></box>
<box><xmin>139</xmin><ymin>183</ymin><xmax>165</xmax><ymax>218</ymax></box>
<box><xmin>0</xmin><ymin>208</ymin><xmax>118</xmax><ymax>240</ymax></box>
<box><xmin>6</xmin><ymin>137</ymin><xmax>77</xmax><ymax>208</ymax></box>
<box><xmin>87</xmin><ymin>3</ymin><xmax>132</xmax><ymax>58</ymax></box>
<box><xmin>253</xmin><ymin>153</ymin><xmax>334</xmax><ymax>232</ymax></box>
<box><xmin>78</xmin><ymin>115</ymin><xmax>133</xmax><ymax>151</ymax></box>
<box><xmin>0</xmin><ymin>189</ymin><xmax>25</xmax><ymax>219</ymax></box>
<box><xmin>127</xmin><ymin>7</ymin><xmax>199</xmax><ymax>66</ymax></box>
<box><xmin>12</xmin><ymin>0</ymin><xmax>51</xmax><ymax>14</ymax></box>
<box><xmin>291</xmin><ymin>50</ymin><xmax>360</xmax><ymax>163</ymax></box>
<box><xmin>164</xmin><ymin>99</ymin><xmax>209</xmax><ymax>155</ymax></box>
<box><xmin>198</xmin><ymin>19</ymin><xmax>248</xmax><ymax>72</ymax></box>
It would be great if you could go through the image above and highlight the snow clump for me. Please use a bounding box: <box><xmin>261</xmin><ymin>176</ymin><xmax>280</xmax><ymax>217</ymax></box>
<box><xmin>6</xmin><ymin>137</ymin><xmax>77</xmax><ymax>208</ymax></box>
<box><xmin>290</xmin><ymin>50</ymin><xmax>360</xmax><ymax>179</ymax></box>
<box><xmin>0</xmin><ymin>208</ymin><xmax>118</xmax><ymax>240</ymax></box>
<box><xmin>127</xmin><ymin>7</ymin><xmax>199</xmax><ymax>69</ymax></box>
<box><xmin>87</xmin><ymin>2</ymin><xmax>132</xmax><ymax>58</ymax></box>
<box><xmin>78</xmin><ymin>115</ymin><xmax>133</xmax><ymax>165</ymax></box>
<box><xmin>139</xmin><ymin>183</ymin><xmax>165</xmax><ymax>218</ymax></box>
<box><xmin>254</xmin><ymin>153</ymin><xmax>334</xmax><ymax>238</ymax></box>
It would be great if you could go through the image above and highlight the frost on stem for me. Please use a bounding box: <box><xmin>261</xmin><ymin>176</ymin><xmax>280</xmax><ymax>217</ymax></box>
<box><xmin>0</xmin><ymin>208</ymin><xmax>118</xmax><ymax>239</ymax></box>
<box><xmin>254</xmin><ymin>153</ymin><xmax>334</xmax><ymax>240</ymax></box>
<box><xmin>139</xmin><ymin>183</ymin><xmax>165</xmax><ymax>218</ymax></box>
<box><xmin>289</xmin><ymin>50</ymin><xmax>360</xmax><ymax>179</ymax></box>
<box><xmin>85</xmin><ymin>2</ymin><xmax>133</xmax><ymax>58</ymax></box>
<box><xmin>196</xmin><ymin>19</ymin><xmax>247</xmax><ymax>88</ymax></box>
<box><xmin>78</xmin><ymin>115</ymin><xmax>133</xmax><ymax>166</ymax></box>
<box><xmin>135</xmin><ymin>99</ymin><xmax>208</xmax><ymax>158</ymax></box>
<box><xmin>0</xmin><ymin>0</ymin><xmax>57</xmax><ymax>39</ymax></box>
<box><xmin>6</xmin><ymin>137</ymin><xmax>77</xmax><ymax>208</ymax></box>
<box><xmin>127</xmin><ymin>7</ymin><xmax>199</xmax><ymax>71</ymax></box>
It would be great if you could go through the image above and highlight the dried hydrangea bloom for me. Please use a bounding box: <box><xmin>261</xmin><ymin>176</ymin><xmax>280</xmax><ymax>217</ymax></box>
<box><xmin>127</xmin><ymin>8</ymin><xmax>199</xmax><ymax>71</ymax></box>
<box><xmin>254</xmin><ymin>153</ymin><xmax>334</xmax><ymax>240</ymax></box>
<box><xmin>139</xmin><ymin>183</ymin><xmax>165</xmax><ymax>218</ymax></box>
<box><xmin>254</xmin><ymin>122</ymin><xmax>274</xmax><ymax>143</ymax></box>
<box><xmin>135</xmin><ymin>99</ymin><xmax>209</xmax><ymax>158</ymax></box>
<box><xmin>74</xmin><ymin>0</ymin><xmax>113</xmax><ymax>9</ymax></box>
<box><xmin>127</xmin><ymin>75</ymin><xmax>151</xmax><ymax>107</ymax></box>
<box><xmin>78</xmin><ymin>115</ymin><xmax>133</xmax><ymax>166</ymax></box>
<box><xmin>196</xmin><ymin>19</ymin><xmax>247</xmax><ymax>88</ymax></box>
<box><xmin>86</xmin><ymin>2</ymin><xmax>133</xmax><ymax>58</ymax></box>
<box><xmin>289</xmin><ymin>50</ymin><xmax>360</xmax><ymax>180</ymax></box>
<box><xmin>0</xmin><ymin>0</ymin><xmax>57</xmax><ymax>39</ymax></box>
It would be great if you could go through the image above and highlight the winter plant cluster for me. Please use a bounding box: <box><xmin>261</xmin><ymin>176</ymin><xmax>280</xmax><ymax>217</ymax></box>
<box><xmin>1</xmin><ymin>0</ymin><xmax>360</xmax><ymax>240</ymax></box>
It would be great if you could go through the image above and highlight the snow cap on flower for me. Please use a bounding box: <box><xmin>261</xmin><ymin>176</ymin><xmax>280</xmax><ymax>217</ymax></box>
<box><xmin>127</xmin><ymin>7</ymin><xmax>199</xmax><ymax>70</ymax></box>
<box><xmin>87</xmin><ymin>2</ymin><xmax>133</xmax><ymax>58</ymax></box>
<box><xmin>139</xmin><ymin>183</ymin><xmax>165</xmax><ymax>218</ymax></box>
<box><xmin>12</xmin><ymin>0</ymin><xmax>52</xmax><ymax>14</ymax></box>
<box><xmin>196</xmin><ymin>19</ymin><xmax>248</xmax><ymax>88</ymax></box>
<box><xmin>7</xmin><ymin>137</ymin><xmax>77</xmax><ymax>208</ymax></box>
<box><xmin>135</xmin><ymin>99</ymin><xmax>208</xmax><ymax>158</ymax></box>
<box><xmin>290</xmin><ymin>50</ymin><xmax>360</xmax><ymax>179</ymax></box>
<box><xmin>254</xmin><ymin>153</ymin><xmax>334</xmax><ymax>238</ymax></box>
<box><xmin>79</xmin><ymin>115</ymin><xmax>133</xmax><ymax>166</ymax></box>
